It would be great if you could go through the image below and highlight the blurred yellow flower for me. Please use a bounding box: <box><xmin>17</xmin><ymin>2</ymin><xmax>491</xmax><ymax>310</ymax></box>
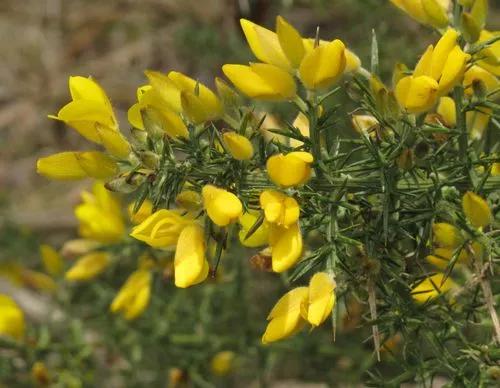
<box><xmin>432</xmin><ymin>222</ymin><xmax>463</xmax><ymax>248</ymax></box>
<box><xmin>75</xmin><ymin>183</ymin><xmax>125</xmax><ymax>244</ymax></box>
<box><xmin>462</xmin><ymin>191</ymin><xmax>492</xmax><ymax>228</ymax></box>
<box><xmin>210</xmin><ymin>351</ymin><xmax>236</xmax><ymax>376</ymax></box>
<box><xmin>0</xmin><ymin>294</ymin><xmax>25</xmax><ymax>340</ymax></box>
<box><xmin>175</xmin><ymin>190</ymin><xmax>202</xmax><ymax>212</ymax></box>
<box><xmin>463</xmin><ymin>65</ymin><xmax>499</xmax><ymax>98</ymax></box>
<box><xmin>174</xmin><ymin>224</ymin><xmax>209</xmax><ymax>288</ymax></box>
<box><xmin>390</xmin><ymin>0</ymin><xmax>450</xmax><ymax>28</ymax></box>
<box><xmin>130</xmin><ymin>209</ymin><xmax>191</xmax><ymax>248</ymax></box>
<box><xmin>262</xmin><ymin>287</ymin><xmax>309</xmax><ymax>344</ymax></box>
<box><xmin>266</xmin><ymin>152</ymin><xmax>313</xmax><ymax>187</ymax></box>
<box><xmin>259</xmin><ymin>190</ymin><xmax>300</xmax><ymax>227</ymax></box>
<box><xmin>111</xmin><ymin>269</ymin><xmax>152</xmax><ymax>320</ymax></box>
<box><xmin>426</xmin><ymin>247</ymin><xmax>470</xmax><ymax>269</ymax></box>
<box><xmin>411</xmin><ymin>273</ymin><xmax>456</xmax><ymax>303</ymax></box>
<box><xmin>395</xmin><ymin>75</ymin><xmax>439</xmax><ymax>114</ymax></box>
<box><xmin>202</xmin><ymin>185</ymin><xmax>243</xmax><ymax>227</ymax></box>
<box><xmin>65</xmin><ymin>252</ymin><xmax>110</xmax><ymax>281</ymax></box>
<box><xmin>128</xmin><ymin>200</ymin><xmax>153</xmax><ymax>225</ymax></box>
<box><xmin>36</xmin><ymin>151</ymin><xmax>118</xmax><ymax>180</ymax></box>
<box><xmin>40</xmin><ymin>244</ymin><xmax>64</xmax><ymax>277</ymax></box>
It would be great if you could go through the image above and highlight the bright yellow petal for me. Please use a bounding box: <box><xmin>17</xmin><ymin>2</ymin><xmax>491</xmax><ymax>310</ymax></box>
<box><xmin>270</xmin><ymin>223</ymin><xmax>303</xmax><ymax>272</ymax></box>
<box><xmin>462</xmin><ymin>191</ymin><xmax>492</xmax><ymax>228</ymax></box>
<box><xmin>174</xmin><ymin>225</ymin><xmax>207</xmax><ymax>288</ymax></box>
<box><xmin>306</xmin><ymin>272</ymin><xmax>336</xmax><ymax>327</ymax></box>
<box><xmin>223</xmin><ymin>132</ymin><xmax>254</xmax><ymax>160</ymax></box>
<box><xmin>276</xmin><ymin>16</ymin><xmax>304</xmax><ymax>68</ymax></box>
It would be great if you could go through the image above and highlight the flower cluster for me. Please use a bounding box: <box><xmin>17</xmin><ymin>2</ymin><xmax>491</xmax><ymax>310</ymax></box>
<box><xmin>24</xmin><ymin>5</ymin><xmax>499</xmax><ymax>381</ymax></box>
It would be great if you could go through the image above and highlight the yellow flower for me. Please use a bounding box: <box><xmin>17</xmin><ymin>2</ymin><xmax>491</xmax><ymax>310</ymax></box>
<box><xmin>144</xmin><ymin>71</ymin><xmax>182</xmax><ymax>112</ymax></box>
<box><xmin>262</xmin><ymin>287</ymin><xmax>309</xmax><ymax>344</ymax></box>
<box><xmin>222</xmin><ymin>132</ymin><xmax>254</xmax><ymax>160</ymax></box>
<box><xmin>492</xmin><ymin>163</ymin><xmax>500</xmax><ymax>176</ymax></box>
<box><xmin>413</xmin><ymin>29</ymin><xmax>470</xmax><ymax>96</ymax></box>
<box><xmin>259</xmin><ymin>190</ymin><xmax>299</xmax><ymax>227</ymax></box>
<box><xmin>477</xmin><ymin>30</ymin><xmax>500</xmax><ymax>66</ymax></box>
<box><xmin>238</xmin><ymin>211</ymin><xmax>269</xmax><ymax>248</ymax></box>
<box><xmin>40</xmin><ymin>244</ymin><xmax>64</xmax><ymax>276</ymax></box>
<box><xmin>290</xmin><ymin>112</ymin><xmax>310</xmax><ymax>148</ymax></box>
<box><xmin>426</xmin><ymin>247</ymin><xmax>470</xmax><ymax>269</ymax></box>
<box><xmin>127</xmin><ymin>84</ymin><xmax>188</xmax><ymax>139</ymax></box>
<box><xmin>305</xmin><ymin>272</ymin><xmax>336</xmax><ymax>327</ymax></box>
<box><xmin>0</xmin><ymin>263</ymin><xmax>56</xmax><ymax>292</ymax></box>
<box><xmin>175</xmin><ymin>190</ymin><xmax>202</xmax><ymax>211</ymax></box>
<box><xmin>48</xmin><ymin>76</ymin><xmax>130</xmax><ymax>158</ymax></box>
<box><xmin>411</xmin><ymin>273</ymin><xmax>456</xmax><ymax>303</ymax></box>
<box><xmin>169</xmin><ymin>71</ymin><xmax>223</xmax><ymax>124</ymax></box>
<box><xmin>0</xmin><ymin>294</ymin><xmax>25</xmax><ymax>340</ymax></box>
<box><xmin>36</xmin><ymin>151</ymin><xmax>118</xmax><ymax>180</ymax></box>
<box><xmin>395</xmin><ymin>75</ymin><xmax>439</xmax><ymax>114</ymax></box>
<box><xmin>462</xmin><ymin>191</ymin><xmax>492</xmax><ymax>228</ymax></box>
<box><xmin>466</xmin><ymin>106</ymin><xmax>492</xmax><ymax>140</ymax></box>
<box><xmin>174</xmin><ymin>224</ymin><xmax>209</xmax><ymax>288</ymax></box>
<box><xmin>266</xmin><ymin>152</ymin><xmax>313</xmax><ymax>187</ymax></box>
<box><xmin>111</xmin><ymin>269</ymin><xmax>152</xmax><ymax>320</ymax></box>
<box><xmin>128</xmin><ymin>200</ymin><xmax>153</xmax><ymax>225</ymax></box>
<box><xmin>269</xmin><ymin>223</ymin><xmax>303</xmax><ymax>273</ymax></box>
<box><xmin>65</xmin><ymin>252</ymin><xmax>110</xmax><ymax>281</ymax></box>
<box><xmin>432</xmin><ymin>223</ymin><xmax>463</xmax><ymax>248</ymax></box>
<box><xmin>436</xmin><ymin>96</ymin><xmax>456</xmax><ymax>127</ymax></box>
<box><xmin>352</xmin><ymin>115</ymin><xmax>380</xmax><ymax>138</ymax></box>
<box><xmin>202</xmin><ymin>185</ymin><xmax>243</xmax><ymax>227</ymax></box>
<box><xmin>299</xmin><ymin>39</ymin><xmax>346</xmax><ymax>90</ymax></box>
<box><xmin>75</xmin><ymin>183</ymin><xmax>125</xmax><ymax>244</ymax></box>
<box><xmin>390</xmin><ymin>0</ymin><xmax>450</xmax><ymax>28</ymax></box>
<box><xmin>463</xmin><ymin>65</ymin><xmax>499</xmax><ymax>98</ymax></box>
<box><xmin>210</xmin><ymin>351</ymin><xmax>236</xmax><ymax>376</ymax></box>
<box><xmin>222</xmin><ymin>63</ymin><xmax>297</xmax><ymax>101</ymax></box>
<box><xmin>130</xmin><ymin>209</ymin><xmax>192</xmax><ymax>248</ymax></box>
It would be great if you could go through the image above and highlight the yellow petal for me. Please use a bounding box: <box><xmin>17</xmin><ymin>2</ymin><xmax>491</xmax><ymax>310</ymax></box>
<box><xmin>436</xmin><ymin>96</ymin><xmax>457</xmax><ymax>127</ymax></box>
<box><xmin>262</xmin><ymin>287</ymin><xmax>308</xmax><ymax>344</ymax></box>
<box><xmin>0</xmin><ymin>294</ymin><xmax>25</xmax><ymax>340</ymax></box>
<box><xmin>463</xmin><ymin>65</ymin><xmax>500</xmax><ymax>98</ymax></box>
<box><xmin>270</xmin><ymin>223</ymin><xmax>303</xmax><ymax>273</ymax></box>
<box><xmin>169</xmin><ymin>71</ymin><xmax>223</xmax><ymax>121</ymax></box>
<box><xmin>432</xmin><ymin>222</ymin><xmax>463</xmax><ymax>248</ymax></box>
<box><xmin>299</xmin><ymin>39</ymin><xmax>346</xmax><ymax>90</ymax></box>
<box><xmin>211</xmin><ymin>351</ymin><xmax>236</xmax><ymax>376</ymax></box>
<box><xmin>144</xmin><ymin>70</ymin><xmax>182</xmax><ymax>113</ymax></box>
<box><xmin>266</xmin><ymin>152</ymin><xmax>313</xmax><ymax>187</ymax></box>
<box><xmin>95</xmin><ymin>124</ymin><xmax>130</xmax><ymax>158</ymax></box>
<box><xmin>422</xmin><ymin>0</ymin><xmax>449</xmax><ymax>28</ymax></box>
<box><xmin>238</xmin><ymin>211</ymin><xmax>269</xmax><ymax>248</ymax></box>
<box><xmin>128</xmin><ymin>200</ymin><xmax>153</xmax><ymax>225</ymax></box>
<box><xmin>259</xmin><ymin>190</ymin><xmax>300</xmax><ymax>227</ymax></box>
<box><xmin>395</xmin><ymin>75</ymin><xmax>439</xmax><ymax>114</ymax></box>
<box><xmin>65</xmin><ymin>252</ymin><xmax>110</xmax><ymax>281</ymax></box>
<box><xmin>414</xmin><ymin>45</ymin><xmax>434</xmax><ymax>77</ymax></box>
<box><xmin>411</xmin><ymin>273</ymin><xmax>456</xmax><ymax>303</ymax></box>
<box><xmin>222</xmin><ymin>132</ymin><xmax>254</xmax><ymax>160</ymax></box>
<box><xmin>276</xmin><ymin>16</ymin><xmax>304</xmax><ymax>68</ymax></box>
<box><xmin>130</xmin><ymin>209</ymin><xmax>190</xmax><ymax>248</ymax></box>
<box><xmin>37</xmin><ymin>151</ymin><xmax>118</xmax><ymax>180</ymax></box>
<box><xmin>462</xmin><ymin>191</ymin><xmax>492</xmax><ymax>228</ymax></box>
<box><xmin>40</xmin><ymin>244</ymin><xmax>64</xmax><ymax>276</ymax></box>
<box><xmin>306</xmin><ymin>272</ymin><xmax>336</xmax><ymax>327</ymax></box>
<box><xmin>466</xmin><ymin>107</ymin><xmax>491</xmax><ymax>140</ymax></box>
<box><xmin>438</xmin><ymin>45</ymin><xmax>470</xmax><ymax>95</ymax></box>
<box><xmin>426</xmin><ymin>247</ymin><xmax>469</xmax><ymax>269</ymax></box>
<box><xmin>240</xmin><ymin>19</ymin><xmax>290</xmax><ymax>70</ymax></box>
<box><xmin>175</xmin><ymin>190</ymin><xmax>202</xmax><ymax>211</ymax></box>
<box><xmin>174</xmin><ymin>224</ymin><xmax>207</xmax><ymax>288</ymax></box>
<box><xmin>69</xmin><ymin>76</ymin><xmax>111</xmax><ymax>106</ymax></box>
<box><xmin>429</xmin><ymin>28</ymin><xmax>459</xmax><ymax>80</ymax></box>
<box><xmin>344</xmin><ymin>49</ymin><xmax>362</xmax><ymax>73</ymax></box>
<box><xmin>202</xmin><ymin>185</ymin><xmax>243</xmax><ymax>227</ymax></box>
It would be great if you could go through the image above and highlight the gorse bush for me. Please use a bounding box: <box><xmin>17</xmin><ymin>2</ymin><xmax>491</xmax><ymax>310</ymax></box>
<box><xmin>1</xmin><ymin>0</ymin><xmax>499</xmax><ymax>386</ymax></box>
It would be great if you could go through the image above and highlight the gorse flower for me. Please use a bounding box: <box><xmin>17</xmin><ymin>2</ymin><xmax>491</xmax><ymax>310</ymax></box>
<box><xmin>411</xmin><ymin>273</ymin><xmax>456</xmax><ymax>303</ymax></box>
<box><xmin>202</xmin><ymin>185</ymin><xmax>243</xmax><ymax>227</ymax></box>
<box><xmin>76</xmin><ymin>182</ymin><xmax>126</xmax><ymax>244</ymax></box>
<box><xmin>222</xmin><ymin>132</ymin><xmax>254</xmax><ymax>160</ymax></box>
<box><xmin>266</xmin><ymin>151</ymin><xmax>313</xmax><ymax>187</ymax></box>
<box><xmin>268</xmin><ymin>223</ymin><xmax>303</xmax><ymax>273</ymax></box>
<box><xmin>110</xmin><ymin>269</ymin><xmax>152</xmax><ymax>320</ymax></box>
<box><xmin>262</xmin><ymin>272</ymin><xmax>335</xmax><ymax>343</ymax></box>
<box><xmin>238</xmin><ymin>211</ymin><xmax>270</xmax><ymax>248</ymax></box>
<box><xmin>462</xmin><ymin>191</ymin><xmax>492</xmax><ymax>228</ymax></box>
<box><xmin>130</xmin><ymin>209</ymin><xmax>192</xmax><ymax>248</ymax></box>
<box><xmin>174</xmin><ymin>224</ymin><xmax>209</xmax><ymax>288</ymax></box>
<box><xmin>259</xmin><ymin>190</ymin><xmax>300</xmax><ymax>227</ymax></box>
<box><xmin>395</xmin><ymin>29</ymin><xmax>470</xmax><ymax>113</ymax></box>
<box><xmin>210</xmin><ymin>351</ymin><xmax>236</xmax><ymax>376</ymax></box>
<box><xmin>390</xmin><ymin>0</ymin><xmax>451</xmax><ymax>28</ymax></box>
<box><xmin>65</xmin><ymin>252</ymin><xmax>110</xmax><ymax>281</ymax></box>
<box><xmin>0</xmin><ymin>294</ymin><xmax>25</xmax><ymax>340</ymax></box>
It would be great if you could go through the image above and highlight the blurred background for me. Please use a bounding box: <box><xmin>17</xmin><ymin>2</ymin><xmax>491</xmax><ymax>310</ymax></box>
<box><xmin>1</xmin><ymin>0</ymin><xmax>499</xmax><ymax>386</ymax></box>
